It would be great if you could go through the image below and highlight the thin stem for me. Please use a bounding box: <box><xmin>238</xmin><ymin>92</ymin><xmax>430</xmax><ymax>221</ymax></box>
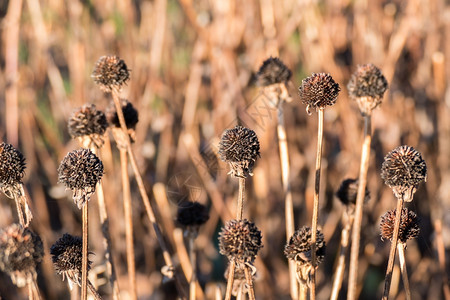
<box><xmin>120</xmin><ymin>148</ymin><xmax>137</xmax><ymax>300</ymax></box>
<box><xmin>310</xmin><ymin>108</ymin><xmax>324</xmax><ymax>300</ymax></box>
<box><xmin>237</xmin><ymin>177</ymin><xmax>245</xmax><ymax>220</ymax></box>
<box><xmin>30</xmin><ymin>277</ymin><xmax>42</xmax><ymax>300</ymax></box>
<box><xmin>244</xmin><ymin>264</ymin><xmax>256</xmax><ymax>300</ymax></box>
<box><xmin>87</xmin><ymin>280</ymin><xmax>103</xmax><ymax>300</ymax></box>
<box><xmin>348</xmin><ymin>114</ymin><xmax>372</xmax><ymax>300</ymax></box>
<box><xmin>225</xmin><ymin>261</ymin><xmax>236</xmax><ymax>300</ymax></box>
<box><xmin>397</xmin><ymin>243</ymin><xmax>411</xmax><ymax>300</ymax></box>
<box><xmin>14</xmin><ymin>192</ymin><xmax>26</xmax><ymax>226</ymax></box>
<box><xmin>189</xmin><ymin>234</ymin><xmax>196</xmax><ymax>300</ymax></box>
<box><xmin>382</xmin><ymin>196</ymin><xmax>405</xmax><ymax>300</ymax></box>
<box><xmin>81</xmin><ymin>203</ymin><xmax>88</xmax><ymax>300</ymax></box>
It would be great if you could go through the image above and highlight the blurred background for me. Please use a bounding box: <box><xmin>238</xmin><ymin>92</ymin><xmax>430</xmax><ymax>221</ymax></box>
<box><xmin>0</xmin><ymin>0</ymin><xmax>449</xmax><ymax>299</ymax></box>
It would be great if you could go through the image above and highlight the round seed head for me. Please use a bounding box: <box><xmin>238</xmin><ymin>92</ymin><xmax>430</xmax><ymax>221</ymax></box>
<box><xmin>218</xmin><ymin>126</ymin><xmax>260</xmax><ymax>178</ymax></box>
<box><xmin>92</xmin><ymin>55</ymin><xmax>130</xmax><ymax>92</ymax></box>
<box><xmin>0</xmin><ymin>143</ymin><xmax>26</xmax><ymax>187</ymax></box>
<box><xmin>284</xmin><ymin>226</ymin><xmax>326</xmax><ymax>266</ymax></box>
<box><xmin>218</xmin><ymin>219</ymin><xmax>263</xmax><ymax>264</ymax></box>
<box><xmin>298</xmin><ymin>73</ymin><xmax>340</xmax><ymax>113</ymax></box>
<box><xmin>256</xmin><ymin>57</ymin><xmax>292</xmax><ymax>86</ymax></box>
<box><xmin>347</xmin><ymin>64</ymin><xmax>388</xmax><ymax>116</ymax></box>
<box><xmin>176</xmin><ymin>201</ymin><xmax>209</xmax><ymax>227</ymax></box>
<box><xmin>0</xmin><ymin>224</ymin><xmax>43</xmax><ymax>287</ymax></box>
<box><xmin>335</xmin><ymin>178</ymin><xmax>370</xmax><ymax>206</ymax></box>
<box><xmin>380</xmin><ymin>208</ymin><xmax>420</xmax><ymax>243</ymax></box>
<box><xmin>381</xmin><ymin>145</ymin><xmax>427</xmax><ymax>200</ymax></box>
<box><xmin>58</xmin><ymin>149</ymin><xmax>104</xmax><ymax>208</ymax></box>
<box><xmin>68</xmin><ymin>104</ymin><xmax>107</xmax><ymax>148</ymax></box>
<box><xmin>50</xmin><ymin>233</ymin><xmax>91</xmax><ymax>287</ymax></box>
<box><xmin>106</xmin><ymin>99</ymin><xmax>139</xmax><ymax>130</ymax></box>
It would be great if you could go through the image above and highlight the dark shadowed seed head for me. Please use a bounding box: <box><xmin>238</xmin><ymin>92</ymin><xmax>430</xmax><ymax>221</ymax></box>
<box><xmin>336</xmin><ymin>178</ymin><xmax>370</xmax><ymax>206</ymax></box>
<box><xmin>106</xmin><ymin>99</ymin><xmax>139</xmax><ymax>130</ymax></box>
<box><xmin>68</xmin><ymin>104</ymin><xmax>107</xmax><ymax>147</ymax></box>
<box><xmin>256</xmin><ymin>57</ymin><xmax>292</xmax><ymax>86</ymax></box>
<box><xmin>92</xmin><ymin>55</ymin><xmax>130</xmax><ymax>92</ymax></box>
<box><xmin>50</xmin><ymin>233</ymin><xmax>91</xmax><ymax>287</ymax></box>
<box><xmin>381</xmin><ymin>145</ymin><xmax>427</xmax><ymax>200</ymax></box>
<box><xmin>284</xmin><ymin>226</ymin><xmax>326</xmax><ymax>266</ymax></box>
<box><xmin>380</xmin><ymin>208</ymin><xmax>420</xmax><ymax>243</ymax></box>
<box><xmin>58</xmin><ymin>149</ymin><xmax>104</xmax><ymax>208</ymax></box>
<box><xmin>0</xmin><ymin>224</ymin><xmax>43</xmax><ymax>287</ymax></box>
<box><xmin>176</xmin><ymin>201</ymin><xmax>209</xmax><ymax>227</ymax></box>
<box><xmin>219</xmin><ymin>219</ymin><xmax>263</xmax><ymax>264</ymax></box>
<box><xmin>218</xmin><ymin>126</ymin><xmax>260</xmax><ymax>178</ymax></box>
<box><xmin>0</xmin><ymin>143</ymin><xmax>26</xmax><ymax>187</ymax></box>
<box><xmin>298</xmin><ymin>73</ymin><xmax>340</xmax><ymax>114</ymax></box>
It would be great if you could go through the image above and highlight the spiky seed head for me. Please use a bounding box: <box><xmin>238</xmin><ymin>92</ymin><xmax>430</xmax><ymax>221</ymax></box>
<box><xmin>176</xmin><ymin>201</ymin><xmax>209</xmax><ymax>228</ymax></box>
<box><xmin>0</xmin><ymin>224</ymin><xmax>43</xmax><ymax>287</ymax></box>
<box><xmin>381</xmin><ymin>145</ymin><xmax>427</xmax><ymax>201</ymax></box>
<box><xmin>106</xmin><ymin>99</ymin><xmax>139</xmax><ymax>130</ymax></box>
<box><xmin>0</xmin><ymin>143</ymin><xmax>26</xmax><ymax>187</ymax></box>
<box><xmin>256</xmin><ymin>57</ymin><xmax>292</xmax><ymax>87</ymax></box>
<box><xmin>347</xmin><ymin>64</ymin><xmax>388</xmax><ymax>116</ymax></box>
<box><xmin>218</xmin><ymin>219</ymin><xmax>263</xmax><ymax>265</ymax></box>
<box><xmin>335</xmin><ymin>178</ymin><xmax>370</xmax><ymax>206</ymax></box>
<box><xmin>218</xmin><ymin>126</ymin><xmax>260</xmax><ymax>178</ymax></box>
<box><xmin>92</xmin><ymin>55</ymin><xmax>130</xmax><ymax>92</ymax></box>
<box><xmin>50</xmin><ymin>233</ymin><xmax>91</xmax><ymax>287</ymax></box>
<box><xmin>298</xmin><ymin>73</ymin><xmax>340</xmax><ymax>114</ymax></box>
<box><xmin>68</xmin><ymin>104</ymin><xmax>107</xmax><ymax>148</ymax></box>
<box><xmin>284</xmin><ymin>226</ymin><xmax>326</xmax><ymax>266</ymax></box>
<box><xmin>380</xmin><ymin>208</ymin><xmax>420</xmax><ymax>243</ymax></box>
<box><xmin>58</xmin><ymin>149</ymin><xmax>104</xmax><ymax>208</ymax></box>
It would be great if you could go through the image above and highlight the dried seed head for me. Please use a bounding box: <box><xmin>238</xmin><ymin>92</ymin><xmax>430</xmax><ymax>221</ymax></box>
<box><xmin>381</xmin><ymin>145</ymin><xmax>427</xmax><ymax>200</ymax></box>
<box><xmin>0</xmin><ymin>143</ymin><xmax>26</xmax><ymax>187</ymax></box>
<box><xmin>256</xmin><ymin>57</ymin><xmax>292</xmax><ymax>86</ymax></box>
<box><xmin>380</xmin><ymin>208</ymin><xmax>420</xmax><ymax>243</ymax></box>
<box><xmin>218</xmin><ymin>126</ymin><xmax>260</xmax><ymax>178</ymax></box>
<box><xmin>50</xmin><ymin>233</ymin><xmax>91</xmax><ymax>287</ymax></box>
<box><xmin>335</xmin><ymin>178</ymin><xmax>370</xmax><ymax>206</ymax></box>
<box><xmin>218</xmin><ymin>219</ymin><xmax>263</xmax><ymax>264</ymax></box>
<box><xmin>92</xmin><ymin>55</ymin><xmax>130</xmax><ymax>92</ymax></box>
<box><xmin>68</xmin><ymin>104</ymin><xmax>107</xmax><ymax>148</ymax></box>
<box><xmin>347</xmin><ymin>64</ymin><xmax>388</xmax><ymax>116</ymax></box>
<box><xmin>284</xmin><ymin>226</ymin><xmax>326</xmax><ymax>266</ymax></box>
<box><xmin>176</xmin><ymin>201</ymin><xmax>209</xmax><ymax>227</ymax></box>
<box><xmin>0</xmin><ymin>224</ymin><xmax>43</xmax><ymax>287</ymax></box>
<box><xmin>298</xmin><ymin>73</ymin><xmax>340</xmax><ymax>114</ymax></box>
<box><xmin>58</xmin><ymin>149</ymin><xmax>104</xmax><ymax>208</ymax></box>
<box><xmin>106</xmin><ymin>99</ymin><xmax>139</xmax><ymax>130</ymax></box>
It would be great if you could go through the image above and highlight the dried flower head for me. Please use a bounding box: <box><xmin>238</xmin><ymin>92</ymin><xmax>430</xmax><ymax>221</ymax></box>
<box><xmin>58</xmin><ymin>149</ymin><xmax>104</xmax><ymax>208</ymax></box>
<box><xmin>347</xmin><ymin>64</ymin><xmax>388</xmax><ymax>116</ymax></box>
<box><xmin>218</xmin><ymin>126</ymin><xmax>260</xmax><ymax>178</ymax></box>
<box><xmin>92</xmin><ymin>55</ymin><xmax>130</xmax><ymax>92</ymax></box>
<box><xmin>0</xmin><ymin>224</ymin><xmax>43</xmax><ymax>287</ymax></box>
<box><xmin>219</xmin><ymin>219</ymin><xmax>263</xmax><ymax>265</ymax></box>
<box><xmin>335</xmin><ymin>178</ymin><xmax>370</xmax><ymax>206</ymax></box>
<box><xmin>381</xmin><ymin>145</ymin><xmax>427</xmax><ymax>200</ymax></box>
<box><xmin>68</xmin><ymin>104</ymin><xmax>107</xmax><ymax>148</ymax></box>
<box><xmin>176</xmin><ymin>201</ymin><xmax>209</xmax><ymax>228</ymax></box>
<box><xmin>298</xmin><ymin>73</ymin><xmax>340</xmax><ymax>114</ymax></box>
<box><xmin>0</xmin><ymin>142</ymin><xmax>26</xmax><ymax>189</ymax></box>
<box><xmin>106</xmin><ymin>99</ymin><xmax>139</xmax><ymax>130</ymax></box>
<box><xmin>256</xmin><ymin>57</ymin><xmax>292</xmax><ymax>87</ymax></box>
<box><xmin>380</xmin><ymin>208</ymin><xmax>420</xmax><ymax>243</ymax></box>
<box><xmin>50</xmin><ymin>233</ymin><xmax>91</xmax><ymax>288</ymax></box>
<box><xmin>284</xmin><ymin>226</ymin><xmax>326</xmax><ymax>266</ymax></box>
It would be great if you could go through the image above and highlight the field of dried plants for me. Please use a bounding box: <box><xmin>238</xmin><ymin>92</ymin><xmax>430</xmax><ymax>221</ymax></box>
<box><xmin>0</xmin><ymin>0</ymin><xmax>449</xmax><ymax>299</ymax></box>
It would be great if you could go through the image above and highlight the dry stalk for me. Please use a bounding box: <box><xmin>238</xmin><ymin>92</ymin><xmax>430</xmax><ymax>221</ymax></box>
<box><xmin>224</xmin><ymin>261</ymin><xmax>236</xmax><ymax>300</ymax></box>
<box><xmin>244</xmin><ymin>265</ymin><xmax>256</xmax><ymax>300</ymax></box>
<box><xmin>397</xmin><ymin>243</ymin><xmax>411</xmax><ymax>300</ymax></box>
<box><xmin>189</xmin><ymin>235</ymin><xmax>196</xmax><ymax>300</ymax></box>
<box><xmin>81</xmin><ymin>204</ymin><xmax>88</xmax><ymax>300</ymax></box>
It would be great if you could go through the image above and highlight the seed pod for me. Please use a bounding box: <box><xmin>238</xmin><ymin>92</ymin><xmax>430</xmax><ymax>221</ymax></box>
<box><xmin>176</xmin><ymin>201</ymin><xmax>209</xmax><ymax>227</ymax></box>
<box><xmin>284</xmin><ymin>226</ymin><xmax>326</xmax><ymax>266</ymax></box>
<box><xmin>298</xmin><ymin>73</ymin><xmax>340</xmax><ymax>114</ymax></box>
<box><xmin>256</xmin><ymin>57</ymin><xmax>292</xmax><ymax>87</ymax></box>
<box><xmin>0</xmin><ymin>142</ymin><xmax>26</xmax><ymax>188</ymax></box>
<box><xmin>68</xmin><ymin>104</ymin><xmax>107</xmax><ymax>148</ymax></box>
<box><xmin>92</xmin><ymin>55</ymin><xmax>130</xmax><ymax>92</ymax></box>
<box><xmin>335</xmin><ymin>178</ymin><xmax>370</xmax><ymax>206</ymax></box>
<box><xmin>106</xmin><ymin>99</ymin><xmax>139</xmax><ymax>130</ymax></box>
<box><xmin>380</xmin><ymin>208</ymin><xmax>420</xmax><ymax>243</ymax></box>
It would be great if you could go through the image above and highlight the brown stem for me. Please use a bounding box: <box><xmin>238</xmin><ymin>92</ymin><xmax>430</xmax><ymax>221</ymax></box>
<box><xmin>13</xmin><ymin>192</ymin><xmax>26</xmax><ymax>226</ymax></box>
<box><xmin>310</xmin><ymin>108</ymin><xmax>324</xmax><ymax>300</ymax></box>
<box><xmin>81</xmin><ymin>203</ymin><xmax>89</xmax><ymax>300</ymax></box>
<box><xmin>348</xmin><ymin>114</ymin><xmax>372</xmax><ymax>300</ymax></box>
<box><xmin>225</xmin><ymin>261</ymin><xmax>236</xmax><ymax>300</ymax></box>
<box><xmin>244</xmin><ymin>264</ymin><xmax>256</xmax><ymax>300</ymax></box>
<box><xmin>397</xmin><ymin>243</ymin><xmax>411</xmax><ymax>300</ymax></box>
<box><xmin>237</xmin><ymin>177</ymin><xmax>245</xmax><ymax>220</ymax></box>
<box><xmin>87</xmin><ymin>280</ymin><xmax>102</xmax><ymax>300</ymax></box>
<box><xmin>189</xmin><ymin>235</ymin><xmax>196</xmax><ymax>300</ymax></box>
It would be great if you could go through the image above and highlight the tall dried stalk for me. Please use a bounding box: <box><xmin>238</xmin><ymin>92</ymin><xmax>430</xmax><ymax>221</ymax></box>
<box><xmin>188</xmin><ymin>235</ymin><xmax>196</xmax><ymax>300</ymax></box>
<box><xmin>81</xmin><ymin>204</ymin><xmax>88</xmax><ymax>300</ymax></box>
<box><xmin>397</xmin><ymin>243</ymin><xmax>411</xmax><ymax>300</ymax></box>
<box><xmin>224</xmin><ymin>261</ymin><xmax>236</xmax><ymax>300</ymax></box>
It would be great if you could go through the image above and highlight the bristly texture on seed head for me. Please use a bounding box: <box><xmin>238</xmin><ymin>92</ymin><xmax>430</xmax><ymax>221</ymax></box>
<box><xmin>50</xmin><ymin>233</ymin><xmax>91</xmax><ymax>288</ymax></box>
<box><xmin>380</xmin><ymin>208</ymin><xmax>420</xmax><ymax>243</ymax></box>
<box><xmin>68</xmin><ymin>104</ymin><xmax>107</xmax><ymax>148</ymax></box>
<box><xmin>218</xmin><ymin>126</ymin><xmax>260</xmax><ymax>178</ymax></box>
<box><xmin>176</xmin><ymin>201</ymin><xmax>210</xmax><ymax>228</ymax></box>
<box><xmin>256</xmin><ymin>57</ymin><xmax>292</xmax><ymax>86</ymax></box>
<box><xmin>218</xmin><ymin>219</ymin><xmax>263</xmax><ymax>265</ymax></box>
<box><xmin>106</xmin><ymin>99</ymin><xmax>139</xmax><ymax>130</ymax></box>
<box><xmin>0</xmin><ymin>224</ymin><xmax>43</xmax><ymax>287</ymax></box>
<box><xmin>92</xmin><ymin>55</ymin><xmax>130</xmax><ymax>92</ymax></box>
<box><xmin>347</xmin><ymin>64</ymin><xmax>388</xmax><ymax>116</ymax></box>
<box><xmin>284</xmin><ymin>226</ymin><xmax>326</xmax><ymax>266</ymax></box>
<box><xmin>298</xmin><ymin>73</ymin><xmax>340</xmax><ymax>114</ymax></box>
<box><xmin>0</xmin><ymin>143</ymin><xmax>26</xmax><ymax>188</ymax></box>
<box><xmin>58</xmin><ymin>149</ymin><xmax>104</xmax><ymax>209</ymax></box>
<box><xmin>336</xmin><ymin>178</ymin><xmax>370</xmax><ymax>206</ymax></box>
<box><xmin>381</xmin><ymin>145</ymin><xmax>427</xmax><ymax>201</ymax></box>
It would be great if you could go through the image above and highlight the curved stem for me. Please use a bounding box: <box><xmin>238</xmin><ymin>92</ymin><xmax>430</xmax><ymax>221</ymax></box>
<box><xmin>397</xmin><ymin>243</ymin><xmax>411</xmax><ymax>300</ymax></box>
